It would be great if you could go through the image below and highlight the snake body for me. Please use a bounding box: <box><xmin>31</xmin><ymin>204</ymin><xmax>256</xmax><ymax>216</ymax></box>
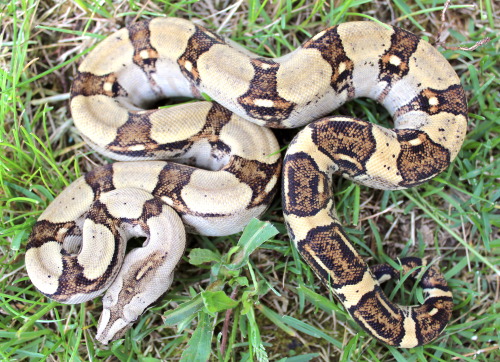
<box><xmin>26</xmin><ymin>18</ymin><xmax>467</xmax><ymax>347</ymax></box>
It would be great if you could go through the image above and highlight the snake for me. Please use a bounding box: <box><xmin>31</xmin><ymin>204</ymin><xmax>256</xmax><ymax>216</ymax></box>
<box><xmin>25</xmin><ymin>18</ymin><xmax>467</xmax><ymax>347</ymax></box>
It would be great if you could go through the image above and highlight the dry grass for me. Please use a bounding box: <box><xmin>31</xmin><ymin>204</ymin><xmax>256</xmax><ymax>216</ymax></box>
<box><xmin>1</xmin><ymin>0</ymin><xmax>498</xmax><ymax>360</ymax></box>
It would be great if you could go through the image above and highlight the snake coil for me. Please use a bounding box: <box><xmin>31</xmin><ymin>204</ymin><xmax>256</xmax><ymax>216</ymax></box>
<box><xmin>26</xmin><ymin>18</ymin><xmax>467</xmax><ymax>346</ymax></box>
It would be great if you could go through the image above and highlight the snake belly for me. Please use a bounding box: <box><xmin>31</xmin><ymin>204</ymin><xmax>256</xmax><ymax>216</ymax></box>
<box><xmin>26</xmin><ymin>18</ymin><xmax>467</xmax><ymax>347</ymax></box>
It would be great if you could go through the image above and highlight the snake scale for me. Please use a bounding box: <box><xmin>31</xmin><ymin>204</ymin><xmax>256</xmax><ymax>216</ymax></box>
<box><xmin>26</xmin><ymin>18</ymin><xmax>467</xmax><ymax>347</ymax></box>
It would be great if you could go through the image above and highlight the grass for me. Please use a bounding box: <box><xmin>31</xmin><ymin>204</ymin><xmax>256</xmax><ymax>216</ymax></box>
<box><xmin>1</xmin><ymin>0</ymin><xmax>498</xmax><ymax>360</ymax></box>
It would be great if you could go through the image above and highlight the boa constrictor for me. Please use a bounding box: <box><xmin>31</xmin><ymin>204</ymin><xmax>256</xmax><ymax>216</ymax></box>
<box><xmin>25</xmin><ymin>18</ymin><xmax>467</xmax><ymax>347</ymax></box>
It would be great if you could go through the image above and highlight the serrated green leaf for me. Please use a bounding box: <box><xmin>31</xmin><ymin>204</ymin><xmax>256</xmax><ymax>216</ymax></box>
<box><xmin>201</xmin><ymin>290</ymin><xmax>238</xmax><ymax>314</ymax></box>
<box><xmin>231</xmin><ymin>276</ymin><xmax>249</xmax><ymax>287</ymax></box>
<box><xmin>241</xmin><ymin>290</ymin><xmax>254</xmax><ymax>315</ymax></box>
<box><xmin>189</xmin><ymin>248</ymin><xmax>220</xmax><ymax>265</ymax></box>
